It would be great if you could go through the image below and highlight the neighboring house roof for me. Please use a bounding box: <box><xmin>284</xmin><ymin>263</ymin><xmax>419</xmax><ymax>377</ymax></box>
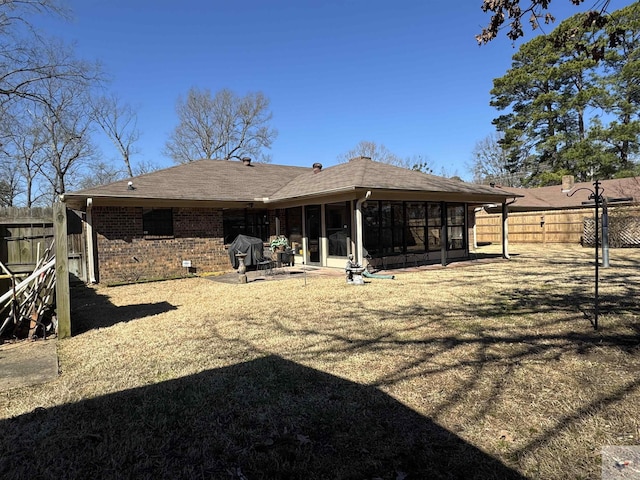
<box><xmin>492</xmin><ymin>177</ymin><xmax>640</xmax><ymax>211</ymax></box>
<box><xmin>62</xmin><ymin>157</ymin><xmax>519</xmax><ymax>210</ymax></box>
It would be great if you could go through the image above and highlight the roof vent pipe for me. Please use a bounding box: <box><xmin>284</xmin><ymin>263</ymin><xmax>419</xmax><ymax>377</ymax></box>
<box><xmin>312</xmin><ymin>162</ymin><xmax>322</xmax><ymax>173</ymax></box>
<box><xmin>242</xmin><ymin>157</ymin><xmax>252</xmax><ymax>166</ymax></box>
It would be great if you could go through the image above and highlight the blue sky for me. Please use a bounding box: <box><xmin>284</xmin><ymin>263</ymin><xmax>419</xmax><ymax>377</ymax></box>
<box><xmin>37</xmin><ymin>0</ymin><xmax>632</xmax><ymax>179</ymax></box>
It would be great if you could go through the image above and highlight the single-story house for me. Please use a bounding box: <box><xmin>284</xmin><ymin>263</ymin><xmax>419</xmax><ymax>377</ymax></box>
<box><xmin>61</xmin><ymin>156</ymin><xmax>519</xmax><ymax>284</ymax></box>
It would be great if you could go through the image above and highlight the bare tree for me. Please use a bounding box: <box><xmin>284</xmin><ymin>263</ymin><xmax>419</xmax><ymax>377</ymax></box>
<box><xmin>0</xmin><ymin>102</ymin><xmax>47</xmax><ymax>205</ymax></box>
<box><xmin>469</xmin><ymin>132</ymin><xmax>524</xmax><ymax>186</ymax></box>
<box><xmin>91</xmin><ymin>93</ymin><xmax>140</xmax><ymax>177</ymax></box>
<box><xmin>5</xmin><ymin>113</ymin><xmax>48</xmax><ymax>205</ymax></box>
<box><xmin>132</xmin><ymin>159</ymin><xmax>161</xmax><ymax>176</ymax></box>
<box><xmin>338</xmin><ymin>140</ymin><xmax>435</xmax><ymax>172</ymax></box>
<box><xmin>0</xmin><ymin>156</ymin><xmax>22</xmax><ymax>206</ymax></box>
<box><xmin>0</xmin><ymin>1</ymin><xmax>106</xmax><ymax>204</ymax></box>
<box><xmin>32</xmin><ymin>44</ymin><xmax>100</xmax><ymax>198</ymax></box>
<box><xmin>165</xmin><ymin>87</ymin><xmax>277</xmax><ymax>164</ymax></box>
<box><xmin>0</xmin><ymin>1</ymin><xmax>100</xmax><ymax>108</ymax></box>
<box><xmin>337</xmin><ymin>140</ymin><xmax>404</xmax><ymax>165</ymax></box>
<box><xmin>77</xmin><ymin>160</ymin><xmax>126</xmax><ymax>189</ymax></box>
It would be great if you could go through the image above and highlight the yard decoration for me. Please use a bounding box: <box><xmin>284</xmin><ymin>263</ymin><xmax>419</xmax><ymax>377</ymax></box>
<box><xmin>345</xmin><ymin>254</ymin><xmax>366</xmax><ymax>285</ymax></box>
<box><xmin>564</xmin><ymin>179</ymin><xmax>603</xmax><ymax>330</ymax></box>
<box><xmin>235</xmin><ymin>252</ymin><xmax>248</xmax><ymax>284</ymax></box>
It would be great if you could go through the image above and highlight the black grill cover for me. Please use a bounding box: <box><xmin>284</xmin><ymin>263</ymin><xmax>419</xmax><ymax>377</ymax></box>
<box><xmin>228</xmin><ymin>235</ymin><xmax>265</xmax><ymax>268</ymax></box>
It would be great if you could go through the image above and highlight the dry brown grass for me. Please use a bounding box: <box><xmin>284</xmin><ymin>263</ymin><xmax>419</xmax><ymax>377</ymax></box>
<box><xmin>1</xmin><ymin>244</ymin><xmax>639</xmax><ymax>479</ymax></box>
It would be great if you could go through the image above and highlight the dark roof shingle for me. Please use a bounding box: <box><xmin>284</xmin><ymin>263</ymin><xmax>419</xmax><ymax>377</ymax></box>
<box><xmin>64</xmin><ymin>157</ymin><xmax>518</xmax><ymax>206</ymax></box>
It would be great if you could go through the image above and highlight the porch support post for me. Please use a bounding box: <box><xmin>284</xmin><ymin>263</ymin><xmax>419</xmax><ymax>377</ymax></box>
<box><xmin>320</xmin><ymin>204</ymin><xmax>327</xmax><ymax>267</ymax></box>
<box><xmin>502</xmin><ymin>201</ymin><xmax>510</xmax><ymax>259</ymax></box>
<box><xmin>440</xmin><ymin>202</ymin><xmax>447</xmax><ymax>266</ymax></box>
<box><xmin>355</xmin><ymin>191</ymin><xmax>371</xmax><ymax>265</ymax></box>
<box><xmin>86</xmin><ymin>198</ymin><xmax>96</xmax><ymax>283</ymax></box>
<box><xmin>301</xmin><ymin>207</ymin><xmax>308</xmax><ymax>265</ymax></box>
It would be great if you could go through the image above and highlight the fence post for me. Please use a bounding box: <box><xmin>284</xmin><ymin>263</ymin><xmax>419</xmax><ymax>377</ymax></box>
<box><xmin>54</xmin><ymin>202</ymin><xmax>71</xmax><ymax>338</ymax></box>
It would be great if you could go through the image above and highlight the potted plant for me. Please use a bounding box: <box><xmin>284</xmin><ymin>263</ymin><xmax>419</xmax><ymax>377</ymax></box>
<box><xmin>269</xmin><ymin>235</ymin><xmax>289</xmax><ymax>252</ymax></box>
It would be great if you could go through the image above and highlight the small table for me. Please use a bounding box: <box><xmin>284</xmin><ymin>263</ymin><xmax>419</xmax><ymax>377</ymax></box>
<box><xmin>276</xmin><ymin>251</ymin><xmax>294</xmax><ymax>268</ymax></box>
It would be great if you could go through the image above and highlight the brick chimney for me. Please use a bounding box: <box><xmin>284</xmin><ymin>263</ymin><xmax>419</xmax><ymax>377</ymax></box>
<box><xmin>562</xmin><ymin>175</ymin><xmax>574</xmax><ymax>192</ymax></box>
<box><xmin>312</xmin><ymin>162</ymin><xmax>322</xmax><ymax>173</ymax></box>
<box><xmin>242</xmin><ymin>157</ymin><xmax>252</xmax><ymax>166</ymax></box>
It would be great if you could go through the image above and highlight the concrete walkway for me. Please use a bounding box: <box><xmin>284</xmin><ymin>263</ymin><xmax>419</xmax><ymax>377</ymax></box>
<box><xmin>0</xmin><ymin>339</ymin><xmax>58</xmax><ymax>392</ymax></box>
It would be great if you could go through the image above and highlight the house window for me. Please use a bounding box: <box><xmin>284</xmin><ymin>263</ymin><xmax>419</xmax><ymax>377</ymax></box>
<box><xmin>363</xmin><ymin>201</ymin><xmax>380</xmax><ymax>257</ymax></box>
<box><xmin>406</xmin><ymin>202</ymin><xmax>426</xmax><ymax>253</ymax></box>
<box><xmin>447</xmin><ymin>204</ymin><xmax>465</xmax><ymax>250</ymax></box>
<box><xmin>363</xmin><ymin>201</ymin><xmax>467</xmax><ymax>256</ymax></box>
<box><xmin>427</xmin><ymin>203</ymin><xmax>442</xmax><ymax>251</ymax></box>
<box><xmin>223</xmin><ymin>209</ymin><xmax>269</xmax><ymax>244</ymax></box>
<box><xmin>363</xmin><ymin>201</ymin><xmax>404</xmax><ymax>256</ymax></box>
<box><xmin>381</xmin><ymin>201</ymin><xmax>404</xmax><ymax>255</ymax></box>
<box><xmin>285</xmin><ymin>207</ymin><xmax>303</xmax><ymax>247</ymax></box>
<box><xmin>143</xmin><ymin>208</ymin><xmax>173</xmax><ymax>237</ymax></box>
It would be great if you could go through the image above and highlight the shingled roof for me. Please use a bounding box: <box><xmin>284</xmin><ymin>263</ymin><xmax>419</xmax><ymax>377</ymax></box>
<box><xmin>495</xmin><ymin>177</ymin><xmax>640</xmax><ymax>211</ymax></box>
<box><xmin>62</xmin><ymin>157</ymin><xmax>518</xmax><ymax>209</ymax></box>
<box><xmin>268</xmin><ymin>156</ymin><xmax>506</xmax><ymax>200</ymax></box>
<box><xmin>64</xmin><ymin>159</ymin><xmax>307</xmax><ymax>204</ymax></box>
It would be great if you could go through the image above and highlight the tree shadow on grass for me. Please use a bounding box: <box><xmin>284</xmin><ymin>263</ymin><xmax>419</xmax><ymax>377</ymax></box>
<box><xmin>70</xmin><ymin>283</ymin><xmax>178</xmax><ymax>335</ymax></box>
<box><xmin>234</xmin><ymin>289</ymin><xmax>639</xmax><ymax>479</ymax></box>
<box><xmin>0</xmin><ymin>355</ymin><xmax>526</xmax><ymax>480</ymax></box>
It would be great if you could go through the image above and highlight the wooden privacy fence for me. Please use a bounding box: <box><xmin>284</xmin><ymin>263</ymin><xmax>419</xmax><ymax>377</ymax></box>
<box><xmin>477</xmin><ymin>207</ymin><xmax>640</xmax><ymax>245</ymax></box>
<box><xmin>0</xmin><ymin>207</ymin><xmax>54</xmax><ymax>274</ymax></box>
<box><xmin>476</xmin><ymin>209</ymin><xmax>587</xmax><ymax>244</ymax></box>
<box><xmin>0</xmin><ymin>207</ymin><xmax>86</xmax><ymax>281</ymax></box>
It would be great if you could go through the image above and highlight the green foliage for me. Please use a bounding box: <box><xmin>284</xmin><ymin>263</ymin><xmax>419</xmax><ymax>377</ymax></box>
<box><xmin>490</xmin><ymin>3</ymin><xmax>640</xmax><ymax>186</ymax></box>
<box><xmin>269</xmin><ymin>235</ymin><xmax>289</xmax><ymax>251</ymax></box>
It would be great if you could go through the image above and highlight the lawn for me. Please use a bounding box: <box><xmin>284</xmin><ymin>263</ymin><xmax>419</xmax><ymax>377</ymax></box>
<box><xmin>1</xmin><ymin>244</ymin><xmax>639</xmax><ymax>479</ymax></box>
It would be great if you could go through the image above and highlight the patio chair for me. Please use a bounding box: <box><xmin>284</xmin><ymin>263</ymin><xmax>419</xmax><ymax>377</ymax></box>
<box><xmin>257</xmin><ymin>257</ymin><xmax>274</xmax><ymax>276</ymax></box>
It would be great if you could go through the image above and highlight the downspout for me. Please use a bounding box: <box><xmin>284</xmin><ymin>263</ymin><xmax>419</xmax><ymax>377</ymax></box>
<box><xmin>355</xmin><ymin>191</ymin><xmax>371</xmax><ymax>265</ymax></box>
<box><xmin>86</xmin><ymin>198</ymin><xmax>97</xmax><ymax>283</ymax></box>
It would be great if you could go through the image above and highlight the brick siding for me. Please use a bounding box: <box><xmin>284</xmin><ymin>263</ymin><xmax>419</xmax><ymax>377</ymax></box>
<box><xmin>92</xmin><ymin>206</ymin><xmax>229</xmax><ymax>284</ymax></box>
